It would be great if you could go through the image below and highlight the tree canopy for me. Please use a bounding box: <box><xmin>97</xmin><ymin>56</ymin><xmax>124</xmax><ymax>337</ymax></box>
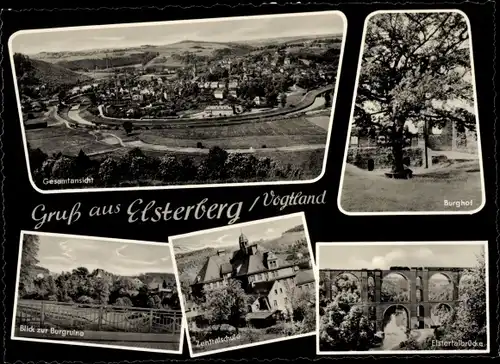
<box><xmin>354</xmin><ymin>12</ymin><xmax>476</xmax><ymax>172</ymax></box>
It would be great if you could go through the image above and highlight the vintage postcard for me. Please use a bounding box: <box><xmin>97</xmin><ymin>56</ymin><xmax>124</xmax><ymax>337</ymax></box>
<box><xmin>169</xmin><ymin>212</ymin><xmax>317</xmax><ymax>357</ymax></box>
<box><xmin>337</xmin><ymin>10</ymin><xmax>485</xmax><ymax>215</ymax></box>
<box><xmin>316</xmin><ymin>241</ymin><xmax>489</xmax><ymax>354</ymax></box>
<box><xmin>9</xmin><ymin>11</ymin><xmax>346</xmax><ymax>193</ymax></box>
<box><xmin>11</xmin><ymin>231</ymin><xmax>184</xmax><ymax>354</ymax></box>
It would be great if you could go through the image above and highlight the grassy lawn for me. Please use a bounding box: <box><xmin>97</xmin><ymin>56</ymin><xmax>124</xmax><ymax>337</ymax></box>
<box><xmin>25</xmin><ymin>125</ymin><xmax>122</xmax><ymax>156</ymax></box>
<box><xmin>306</xmin><ymin>115</ymin><xmax>331</xmax><ymax>131</ymax></box>
<box><xmin>137</xmin><ymin>117</ymin><xmax>327</xmax><ymax>149</ymax></box>
<box><xmin>339</xmin><ymin>162</ymin><xmax>484</xmax><ymax>213</ymax></box>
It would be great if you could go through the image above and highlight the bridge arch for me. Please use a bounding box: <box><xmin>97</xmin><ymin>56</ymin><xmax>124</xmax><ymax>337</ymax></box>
<box><xmin>458</xmin><ymin>272</ymin><xmax>474</xmax><ymax>296</ymax></box>
<box><xmin>431</xmin><ymin>303</ymin><xmax>453</xmax><ymax>326</ymax></box>
<box><xmin>428</xmin><ymin>272</ymin><xmax>454</xmax><ymax>301</ymax></box>
<box><xmin>381</xmin><ymin>272</ymin><xmax>410</xmax><ymax>303</ymax></box>
<box><xmin>382</xmin><ymin>304</ymin><xmax>410</xmax><ymax>330</ymax></box>
<box><xmin>330</xmin><ymin>272</ymin><xmax>361</xmax><ymax>303</ymax></box>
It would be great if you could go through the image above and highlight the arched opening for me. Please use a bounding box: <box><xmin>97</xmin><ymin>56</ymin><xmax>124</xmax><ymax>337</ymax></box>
<box><xmin>381</xmin><ymin>273</ymin><xmax>410</xmax><ymax>302</ymax></box>
<box><xmin>417</xmin><ymin>305</ymin><xmax>425</xmax><ymax>329</ymax></box>
<box><xmin>331</xmin><ymin>272</ymin><xmax>361</xmax><ymax>304</ymax></box>
<box><xmin>417</xmin><ymin>305</ymin><xmax>424</xmax><ymax>316</ymax></box>
<box><xmin>416</xmin><ymin>276</ymin><xmax>422</xmax><ymax>288</ymax></box>
<box><xmin>383</xmin><ymin>305</ymin><xmax>410</xmax><ymax>330</ymax></box>
<box><xmin>428</xmin><ymin>273</ymin><xmax>453</xmax><ymax>301</ymax></box>
<box><xmin>431</xmin><ymin>303</ymin><xmax>452</xmax><ymax>326</ymax></box>
<box><xmin>367</xmin><ymin>276</ymin><xmax>375</xmax><ymax>302</ymax></box>
<box><xmin>458</xmin><ymin>273</ymin><xmax>474</xmax><ymax>297</ymax></box>
<box><xmin>416</xmin><ymin>289</ymin><xmax>423</xmax><ymax>302</ymax></box>
<box><xmin>382</xmin><ymin>305</ymin><xmax>410</xmax><ymax>348</ymax></box>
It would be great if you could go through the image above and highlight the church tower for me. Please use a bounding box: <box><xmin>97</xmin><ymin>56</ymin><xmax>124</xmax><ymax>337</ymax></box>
<box><xmin>239</xmin><ymin>230</ymin><xmax>249</xmax><ymax>253</ymax></box>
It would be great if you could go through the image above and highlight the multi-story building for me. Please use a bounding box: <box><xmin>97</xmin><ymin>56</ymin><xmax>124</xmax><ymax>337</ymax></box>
<box><xmin>190</xmin><ymin>232</ymin><xmax>315</xmax><ymax>327</ymax></box>
<box><xmin>203</xmin><ymin>105</ymin><xmax>234</xmax><ymax>117</ymax></box>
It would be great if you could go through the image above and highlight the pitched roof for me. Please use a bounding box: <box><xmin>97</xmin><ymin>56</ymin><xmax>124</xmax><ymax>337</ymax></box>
<box><xmin>295</xmin><ymin>269</ymin><xmax>315</xmax><ymax>286</ymax></box>
<box><xmin>194</xmin><ymin>254</ymin><xmax>230</xmax><ymax>284</ymax></box>
<box><xmin>234</xmin><ymin>250</ymin><xmax>267</xmax><ymax>276</ymax></box>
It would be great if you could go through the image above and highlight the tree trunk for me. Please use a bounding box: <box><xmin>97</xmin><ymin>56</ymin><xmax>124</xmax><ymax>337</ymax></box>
<box><xmin>391</xmin><ymin>121</ymin><xmax>406</xmax><ymax>173</ymax></box>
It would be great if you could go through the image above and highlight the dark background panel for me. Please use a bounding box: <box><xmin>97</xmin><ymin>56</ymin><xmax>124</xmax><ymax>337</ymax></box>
<box><xmin>1</xmin><ymin>1</ymin><xmax>497</xmax><ymax>362</ymax></box>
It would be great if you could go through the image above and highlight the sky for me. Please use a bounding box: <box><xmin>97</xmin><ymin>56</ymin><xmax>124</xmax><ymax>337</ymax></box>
<box><xmin>11</xmin><ymin>12</ymin><xmax>344</xmax><ymax>55</ymax></box>
<box><xmin>318</xmin><ymin>243</ymin><xmax>485</xmax><ymax>270</ymax></box>
<box><xmin>32</xmin><ymin>235</ymin><xmax>173</xmax><ymax>276</ymax></box>
<box><xmin>171</xmin><ymin>215</ymin><xmax>305</xmax><ymax>254</ymax></box>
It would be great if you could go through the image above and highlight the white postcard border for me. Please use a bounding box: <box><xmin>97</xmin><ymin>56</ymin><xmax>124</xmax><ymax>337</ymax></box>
<box><xmin>336</xmin><ymin>9</ymin><xmax>486</xmax><ymax>216</ymax></box>
<box><xmin>314</xmin><ymin>240</ymin><xmax>490</xmax><ymax>355</ymax></box>
<box><xmin>8</xmin><ymin>10</ymin><xmax>348</xmax><ymax>194</ymax></box>
<box><xmin>168</xmin><ymin>211</ymin><xmax>319</xmax><ymax>358</ymax></box>
<box><xmin>11</xmin><ymin>230</ymin><xmax>185</xmax><ymax>355</ymax></box>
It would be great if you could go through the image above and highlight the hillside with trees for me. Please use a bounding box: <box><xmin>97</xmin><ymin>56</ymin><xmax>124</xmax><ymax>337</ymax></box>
<box><xmin>19</xmin><ymin>234</ymin><xmax>180</xmax><ymax>310</ymax></box>
<box><xmin>13</xmin><ymin>53</ymin><xmax>90</xmax><ymax>90</ymax></box>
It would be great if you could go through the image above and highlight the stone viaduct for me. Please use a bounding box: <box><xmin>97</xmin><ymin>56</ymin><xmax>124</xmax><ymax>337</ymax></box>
<box><xmin>320</xmin><ymin>266</ymin><xmax>469</xmax><ymax>332</ymax></box>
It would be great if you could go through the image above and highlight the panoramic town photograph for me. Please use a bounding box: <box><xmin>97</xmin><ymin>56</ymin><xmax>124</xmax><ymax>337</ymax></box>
<box><xmin>169</xmin><ymin>213</ymin><xmax>317</xmax><ymax>357</ymax></box>
<box><xmin>10</xmin><ymin>11</ymin><xmax>345</xmax><ymax>191</ymax></box>
<box><xmin>12</xmin><ymin>232</ymin><xmax>183</xmax><ymax>353</ymax></box>
<box><xmin>316</xmin><ymin>241</ymin><xmax>489</xmax><ymax>354</ymax></box>
<box><xmin>338</xmin><ymin>11</ymin><xmax>484</xmax><ymax>214</ymax></box>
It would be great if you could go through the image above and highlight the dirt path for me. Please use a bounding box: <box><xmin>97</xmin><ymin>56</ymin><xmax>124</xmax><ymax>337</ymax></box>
<box><xmin>47</xmin><ymin>106</ymin><xmax>75</xmax><ymax>129</ymax></box>
<box><xmin>68</xmin><ymin>109</ymin><xmax>95</xmax><ymax>126</ymax></box>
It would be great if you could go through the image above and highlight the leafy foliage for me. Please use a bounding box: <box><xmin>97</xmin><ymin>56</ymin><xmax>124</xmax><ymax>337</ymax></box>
<box><xmin>320</xmin><ymin>302</ymin><xmax>376</xmax><ymax>351</ymax></box>
<box><xmin>29</xmin><ymin>144</ymin><xmax>309</xmax><ymax>190</ymax></box>
<box><xmin>381</xmin><ymin>274</ymin><xmax>410</xmax><ymax>302</ymax></box>
<box><xmin>354</xmin><ymin>13</ymin><xmax>475</xmax><ymax>172</ymax></box>
<box><xmin>202</xmin><ymin>280</ymin><xmax>250</xmax><ymax>332</ymax></box>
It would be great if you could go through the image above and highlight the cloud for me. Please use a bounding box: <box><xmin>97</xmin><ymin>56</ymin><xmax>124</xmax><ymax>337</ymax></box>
<box><xmin>58</xmin><ymin>241</ymin><xmax>74</xmax><ymax>260</ymax></box>
<box><xmin>214</xmin><ymin>234</ymin><xmax>230</xmax><ymax>245</ymax></box>
<box><xmin>115</xmin><ymin>245</ymin><xmax>128</xmax><ymax>257</ymax></box>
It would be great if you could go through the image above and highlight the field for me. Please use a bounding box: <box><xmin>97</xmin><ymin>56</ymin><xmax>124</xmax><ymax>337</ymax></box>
<box><xmin>25</xmin><ymin>125</ymin><xmax>122</xmax><ymax>156</ymax></box>
<box><xmin>32</xmin><ymin>41</ymin><xmax>238</xmax><ymax>71</ymax></box>
<box><xmin>136</xmin><ymin>117</ymin><xmax>328</xmax><ymax>149</ymax></box>
<box><xmin>339</xmin><ymin>162</ymin><xmax>484</xmax><ymax>212</ymax></box>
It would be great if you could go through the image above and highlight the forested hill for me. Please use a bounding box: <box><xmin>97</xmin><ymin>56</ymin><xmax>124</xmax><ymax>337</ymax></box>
<box><xmin>13</xmin><ymin>53</ymin><xmax>90</xmax><ymax>88</ymax></box>
<box><xmin>283</xmin><ymin>225</ymin><xmax>305</xmax><ymax>234</ymax></box>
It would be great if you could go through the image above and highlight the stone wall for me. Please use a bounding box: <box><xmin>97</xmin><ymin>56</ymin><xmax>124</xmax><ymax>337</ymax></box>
<box><xmin>346</xmin><ymin>146</ymin><xmax>424</xmax><ymax>170</ymax></box>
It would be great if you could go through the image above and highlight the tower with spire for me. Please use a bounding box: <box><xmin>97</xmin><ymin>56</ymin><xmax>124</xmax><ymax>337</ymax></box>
<box><xmin>239</xmin><ymin>229</ymin><xmax>249</xmax><ymax>253</ymax></box>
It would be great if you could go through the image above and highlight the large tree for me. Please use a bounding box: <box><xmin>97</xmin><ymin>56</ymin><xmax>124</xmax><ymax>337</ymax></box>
<box><xmin>354</xmin><ymin>12</ymin><xmax>475</xmax><ymax>174</ymax></box>
<box><xmin>19</xmin><ymin>234</ymin><xmax>40</xmax><ymax>295</ymax></box>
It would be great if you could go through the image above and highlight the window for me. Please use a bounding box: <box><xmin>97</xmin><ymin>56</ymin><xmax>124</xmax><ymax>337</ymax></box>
<box><xmin>274</xmin><ymin>289</ymin><xmax>278</xmax><ymax>295</ymax></box>
<box><xmin>284</xmin><ymin>297</ymin><xmax>288</xmax><ymax>304</ymax></box>
<box><xmin>279</xmin><ymin>288</ymin><xmax>283</xmax><ymax>294</ymax></box>
<box><xmin>273</xmin><ymin>300</ymin><xmax>278</xmax><ymax>307</ymax></box>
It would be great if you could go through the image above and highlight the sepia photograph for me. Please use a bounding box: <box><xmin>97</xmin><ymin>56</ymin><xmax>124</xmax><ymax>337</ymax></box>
<box><xmin>11</xmin><ymin>231</ymin><xmax>183</xmax><ymax>353</ymax></box>
<box><xmin>316</xmin><ymin>241</ymin><xmax>489</xmax><ymax>355</ymax></box>
<box><xmin>9</xmin><ymin>11</ymin><xmax>346</xmax><ymax>193</ymax></box>
<box><xmin>337</xmin><ymin>10</ymin><xmax>484</xmax><ymax>215</ymax></box>
<box><xmin>169</xmin><ymin>212</ymin><xmax>317</xmax><ymax>357</ymax></box>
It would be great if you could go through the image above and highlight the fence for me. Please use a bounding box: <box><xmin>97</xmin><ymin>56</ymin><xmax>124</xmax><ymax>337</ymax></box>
<box><xmin>16</xmin><ymin>300</ymin><xmax>182</xmax><ymax>334</ymax></box>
